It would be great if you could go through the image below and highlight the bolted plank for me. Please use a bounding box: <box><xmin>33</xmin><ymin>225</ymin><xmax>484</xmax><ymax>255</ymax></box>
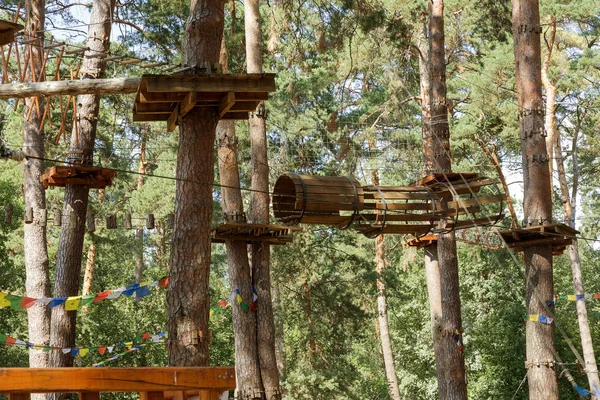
<box><xmin>179</xmin><ymin>91</ymin><xmax>197</xmax><ymax>118</ymax></box>
<box><xmin>167</xmin><ymin>106</ymin><xmax>179</xmax><ymax>132</ymax></box>
<box><xmin>218</xmin><ymin>92</ymin><xmax>235</xmax><ymax>118</ymax></box>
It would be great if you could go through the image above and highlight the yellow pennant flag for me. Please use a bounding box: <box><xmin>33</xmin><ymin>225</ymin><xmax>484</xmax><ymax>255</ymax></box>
<box><xmin>33</xmin><ymin>344</ymin><xmax>44</xmax><ymax>350</ymax></box>
<box><xmin>567</xmin><ymin>295</ymin><xmax>576</xmax><ymax>301</ymax></box>
<box><xmin>0</xmin><ymin>293</ymin><xmax>9</xmax><ymax>308</ymax></box>
<box><xmin>79</xmin><ymin>348</ymin><xmax>89</xmax><ymax>357</ymax></box>
<box><xmin>210</xmin><ymin>309</ymin><xmax>215</xmax><ymax>318</ymax></box>
<box><xmin>64</xmin><ymin>297</ymin><xmax>81</xmax><ymax>311</ymax></box>
<box><xmin>125</xmin><ymin>341</ymin><xmax>133</xmax><ymax>349</ymax></box>
<box><xmin>529</xmin><ymin>314</ymin><xmax>539</xmax><ymax>322</ymax></box>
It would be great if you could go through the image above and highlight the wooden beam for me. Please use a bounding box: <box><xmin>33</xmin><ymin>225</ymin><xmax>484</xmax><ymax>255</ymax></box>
<box><xmin>179</xmin><ymin>91</ymin><xmax>197</xmax><ymax>118</ymax></box>
<box><xmin>0</xmin><ymin>77</ymin><xmax>140</xmax><ymax>99</ymax></box>
<box><xmin>218</xmin><ymin>92</ymin><xmax>235</xmax><ymax>118</ymax></box>
<box><xmin>0</xmin><ymin>367</ymin><xmax>236</xmax><ymax>393</ymax></box>
<box><xmin>135</xmin><ymin>103</ymin><xmax>175</xmax><ymax>114</ymax></box>
<box><xmin>133</xmin><ymin>113</ymin><xmax>168</xmax><ymax>122</ymax></box>
<box><xmin>167</xmin><ymin>105</ymin><xmax>179</xmax><ymax>132</ymax></box>
<box><xmin>220</xmin><ymin>112</ymin><xmax>250</xmax><ymax>120</ymax></box>
<box><xmin>143</xmin><ymin>74</ymin><xmax>276</xmax><ymax>93</ymax></box>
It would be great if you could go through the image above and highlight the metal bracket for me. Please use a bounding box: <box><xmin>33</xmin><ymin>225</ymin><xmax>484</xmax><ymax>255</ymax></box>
<box><xmin>517</xmin><ymin>24</ymin><xmax>543</xmax><ymax>34</ymax></box>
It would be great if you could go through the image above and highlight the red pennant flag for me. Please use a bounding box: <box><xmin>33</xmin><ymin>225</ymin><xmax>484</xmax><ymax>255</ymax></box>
<box><xmin>216</xmin><ymin>300</ymin><xmax>228</xmax><ymax>307</ymax></box>
<box><xmin>93</xmin><ymin>290</ymin><xmax>111</xmax><ymax>303</ymax></box>
<box><xmin>20</xmin><ymin>297</ymin><xmax>37</xmax><ymax>309</ymax></box>
<box><xmin>98</xmin><ymin>346</ymin><xmax>107</xmax><ymax>355</ymax></box>
<box><xmin>6</xmin><ymin>336</ymin><xmax>16</xmax><ymax>346</ymax></box>
<box><xmin>594</xmin><ymin>293</ymin><xmax>600</xmax><ymax>300</ymax></box>
<box><xmin>158</xmin><ymin>277</ymin><xmax>169</xmax><ymax>287</ymax></box>
<box><xmin>141</xmin><ymin>332</ymin><xmax>150</xmax><ymax>340</ymax></box>
<box><xmin>250</xmin><ymin>302</ymin><xmax>257</xmax><ymax>311</ymax></box>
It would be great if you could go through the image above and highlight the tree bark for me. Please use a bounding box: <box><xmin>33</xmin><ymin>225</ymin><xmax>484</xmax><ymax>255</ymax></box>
<box><xmin>553</xmin><ymin>104</ymin><xmax>600</xmax><ymax>397</ymax></box>
<box><xmin>166</xmin><ymin>0</ymin><xmax>224</xmax><ymax>366</ymax></box>
<box><xmin>23</xmin><ymin>0</ymin><xmax>51</xmax><ymax>380</ymax></box>
<box><xmin>245</xmin><ymin>1</ymin><xmax>281</xmax><ymax>398</ymax></box>
<box><xmin>217</xmin><ymin>36</ymin><xmax>263</xmax><ymax>400</ymax></box>
<box><xmin>82</xmin><ymin>239</ymin><xmax>97</xmax><ymax>296</ymax></box>
<box><xmin>417</xmin><ymin>19</ymin><xmax>445</xmax><ymax>398</ymax></box>
<box><xmin>511</xmin><ymin>1</ymin><xmax>558</xmax><ymax>398</ymax></box>
<box><xmin>541</xmin><ymin>17</ymin><xmax>556</xmax><ymax>181</ymax></box>
<box><xmin>50</xmin><ymin>0</ymin><xmax>115</xmax><ymax>370</ymax></box>
<box><xmin>371</xmin><ymin>170</ymin><xmax>401</xmax><ymax>400</ymax></box>
<box><xmin>424</xmin><ymin>2</ymin><xmax>468</xmax><ymax>398</ymax></box>
<box><xmin>0</xmin><ymin>77</ymin><xmax>140</xmax><ymax>98</ymax></box>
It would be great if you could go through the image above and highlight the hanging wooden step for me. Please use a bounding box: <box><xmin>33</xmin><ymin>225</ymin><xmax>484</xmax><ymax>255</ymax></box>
<box><xmin>132</xmin><ymin>74</ymin><xmax>276</xmax><ymax>132</ymax></box>
<box><xmin>410</xmin><ymin>173</ymin><xmax>505</xmax><ymax>232</ymax></box>
<box><xmin>211</xmin><ymin>222</ymin><xmax>302</xmax><ymax>245</ymax></box>
<box><xmin>40</xmin><ymin>166</ymin><xmax>117</xmax><ymax>189</ymax></box>
<box><xmin>0</xmin><ymin>20</ymin><xmax>23</xmax><ymax>46</ymax></box>
<box><xmin>406</xmin><ymin>235</ymin><xmax>438</xmax><ymax>248</ymax></box>
<box><xmin>496</xmin><ymin>223</ymin><xmax>577</xmax><ymax>255</ymax></box>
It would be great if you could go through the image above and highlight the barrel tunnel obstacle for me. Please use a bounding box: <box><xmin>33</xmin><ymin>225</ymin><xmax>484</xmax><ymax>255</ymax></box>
<box><xmin>272</xmin><ymin>172</ymin><xmax>506</xmax><ymax>237</ymax></box>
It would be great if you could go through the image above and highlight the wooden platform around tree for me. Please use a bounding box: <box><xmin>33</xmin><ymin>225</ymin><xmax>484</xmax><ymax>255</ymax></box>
<box><xmin>40</xmin><ymin>166</ymin><xmax>117</xmax><ymax>189</ymax></box>
<box><xmin>406</xmin><ymin>235</ymin><xmax>438</xmax><ymax>248</ymax></box>
<box><xmin>211</xmin><ymin>222</ymin><xmax>301</xmax><ymax>245</ymax></box>
<box><xmin>0</xmin><ymin>367</ymin><xmax>235</xmax><ymax>399</ymax></box>
<box><xmin>496</xmin><ymin>223</ymin><xmax>577</xmax><ymax>255</ymax></box>
<box><xmin>132</xmin><ymin>74</ymin><xmax>276</xmax><ymax>131</ymax></box>
<box><xmin>0</xmin><ymin>20</ymin><xmax>23</xmax><ymax>46</ymax></box>
<box><xmin>412</xmin><ymin>172</ymin><xmax>480</xmax><ymax>188</ymax></box>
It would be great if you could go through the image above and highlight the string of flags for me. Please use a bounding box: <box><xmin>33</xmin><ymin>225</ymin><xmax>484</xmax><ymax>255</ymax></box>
<box><xmin>528</xmin><ymin>314</ymin><xmax>554</xmax><ymax>325</ymax></box>
<box><xmin>556</xmin><ymin>293</ymin><xmax>600</xmax><ymax>301</ymax></box>
<box><xmin>230</xmin><ymin>287</ymin><xmax>258</xmax><ymax>312</ymax></box>
<box><xmin>92</xmin><ymin>343</ymin><xmax>148</xmax><ymax>367</ymax></box>
<box><xmin>0</xmin><ymin>277</ymin><xmax>169</xmax><ymax>311</ymax></box>
<box><xmin>0</xmin><ymin>330</ymin><xmax>167</xmax><ymax>357</ymax></box>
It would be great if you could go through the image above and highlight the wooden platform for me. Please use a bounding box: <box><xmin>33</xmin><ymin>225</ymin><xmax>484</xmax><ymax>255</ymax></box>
<box><xmin>496</xmin><ymin>223</ymin><xmax>577</xmax><ymax>255</ymax></box>
<box><xmin>40</xmin><ymin>166</ymin><xmax>117</xmax><ymax>189</ymax></box>
<box><xmin>406</xmin><ymin>235</ymin><xmax>438</xmax><ymax>248</ymax></box>
<box><xmin>211</xmin><ymin>222</ymin><xmax>301</xmax><ymax>245</ymax></box>
<box><xmin>412</xmin><ymin>172</ymin><xmax>480</xmax><ymax>188</ymax></box>
<box><xmin>0</xmin><ymin>20</ymin><xmax>23</xmax><ymax>46</ymax></box>
<box><xmin>132</xmin><ymin>74</ymin><xmax>276</xmax><ymax>131</ymax></box>
<box><xmin>0</xmin><ymin>367</ymin><xmax>235</xmax><ymax>399</ymax></box>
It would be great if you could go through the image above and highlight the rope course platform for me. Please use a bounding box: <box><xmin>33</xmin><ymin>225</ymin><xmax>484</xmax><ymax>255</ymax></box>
<box><xmin>0</xmin><ymin>367</ymin><xmax>235</xmax><ymax>400</ymax></box>
<box><xmin>40</xmin><ymin>166</ymin><xmax>117</xmax><ymax>189</ymax></box>
<box><xmin>406</xmin><ymin>235</ymin><xmax>438</xmax><ymax>248</ymax></box>
<box><xmin>132</xmin><ymin>74</ymin><xmax>276</xmax><ymax>132</ymax></box>
<box><xmin>211</xmin><ymin>222</ymin><xmax>301</xmax><ymax>245</ymax></box>
<box><xmin>0</xmin><ymin>20</ymin><xmax>23</xmax><ymax>46</ymax></box>
<box><xmin>496</xmin><ymin>223</ymin><xmax>577</xmax><ymax>255</ymax></box>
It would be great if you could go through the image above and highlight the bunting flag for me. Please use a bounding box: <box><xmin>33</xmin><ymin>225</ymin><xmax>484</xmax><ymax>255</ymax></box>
<box><xmin>0</xmin><ymin>330</ymin><xmax>168</xmax><ymax>356</ymax></box>
<box><xmin>557</xmin><ymin>293</ymin><xmax>600</xmax><ymax>301</ymax></box>
<box><xmin>0</xmin><ymin>276</ymin><xmax>169</xmax><ymax>312</ymax></box>
<box><xmin>232</xmin><ymin>288</ymin><xmax>256</xmax><ymax>312</ymax></box>
<box><xmin>574</xmin><ymin>385</ymin><xmax>590</xmax><ymax>397</ymax></box>
<box><xmin>92</xmin><ymin>344</ymin><xmax>146</xmax><ymax>367</ymax></box>
<box><xmin>528</xmin><ymin>314</ymin><xmax>553</xmax><ymax>325</ymax></box>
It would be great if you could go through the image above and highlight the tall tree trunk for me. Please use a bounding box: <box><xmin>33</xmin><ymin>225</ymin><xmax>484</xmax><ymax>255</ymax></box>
<box><xmin>50</xmin><ymin>0</ymin><xmax>115</xmax><ymax>369</ymax></box>
<box><xmin>541</xmin><ymin>17</ymin><xmax>556</xmax><ymax>181</ymax></box>
<box><xmin>217</xmin><ymin>36</ymin><xmax>263</xmax><ymax>400</ymax></box>
<box><xmin>511</xmin><ymin>1</ymin><xmax>558</xmax><ymax>398</ymax></box>
<box><xmin>272</xmin><ymin>281</ymin><xmax>286</xmax><ymax>381</ymax></box>
<box><xmin>417</xmin><ymin>19</ymin><xmax>445</xmax><ymax>397</ymax></box>
<box><xmin>166</xmin><ymin>0</ymin><xmax>224</xmax><ymax>366</ymax></box>
<box><xmin>427</xmin><ymin>1</ymin><xmax>468</xmax><ymax>397</ymax></box>
<box><xmin>371</xmin><ymin>171</ymin><xmax>401</xmax><ymax>400</ymax></box>
<box><xmin>23</xmin><ymin>0</ymin><xmax>51</xmax><ymax>379</ymax></box>
<box><xmin>245</xmin><ymin>1</ymin><xmax>281</xmax><ymax>398</ymax></box>
<box><xmin>135</xmin><ymin>131</ymin><xmax>146</xmax><ymax>284</ymax></box>
<box><xmin>552</xmin><ymin>109</ymin><xmax>600</xmax><ymax>396</ymax></box>
<box><xmin>81</xmin><ymin>239</ymin><xmax>97</xmax><ymax>296</ymax></box>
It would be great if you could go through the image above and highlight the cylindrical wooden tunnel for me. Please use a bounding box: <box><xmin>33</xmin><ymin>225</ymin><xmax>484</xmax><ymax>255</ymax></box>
<box><xmin>272</xmin><ymin>173</ymin><xmax>364</xmax><ymax>228</ymax></box>
<box><xmin>106</xmin><ymin>213</ymin><xmax>117</xmax><ymax>229</ymax></box>
<box><xmin>146</xmin><ymin>213</ymin><xmax>155</xmax><ymax>230</ymax></box>
<box><xmin>123</xmin><ymin>213</ymin><xmax>132</xmax><ymax>229</ymax></box>
<box><xmin>87</xmin><ymin>213</ymin><xmax>96</xmax><ymax>233</ymax></box>
<box><xmin>4</xmin><ymin>204</ymin><xmax>13</xmax><ymax>225</ymax></box>
<box><xmin>166</xmin><ymin>213</ymin><xmax>175</xmax><ymax>229</ymax></box>
<box><xmin>53</xmin><ymin>208</ymin><xmax>62</xmax><ymax>226</ymax></box>
<box><xmin>24</xmin><ymin>207</ymin><xmax>34</xmax><ymax>224</ymax></box>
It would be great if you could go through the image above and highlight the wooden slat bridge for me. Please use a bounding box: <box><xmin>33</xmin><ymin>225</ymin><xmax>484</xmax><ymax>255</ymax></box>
<box><xmin>40</xmin><ymin>166</ymin><xmax>117</xmax><ymax>189</ymax></box>
<box><xmin>496</xmin><ymin>223</ymin><xmax>577</xmax><ymax>255</ymax></box>
<box><xmin>0</xmin><ymin>367</ymin><xmax>235</xmax><ymax>400</ymax></box>
<box><xmin>132</xmin><ymin>74</ymin><xmax>276</xmax><ymax>132</ymax></box>
<box><xmin>211</xmin><ymin>222</ymin><xmax>302</xmax><ymax>245</ymax></box>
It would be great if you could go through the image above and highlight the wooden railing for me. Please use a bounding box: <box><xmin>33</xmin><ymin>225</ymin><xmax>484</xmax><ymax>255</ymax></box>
<box><xmin>0</xmin><ymin>367</ymin><xmax>236</xmax><ymax>400</ymax></box>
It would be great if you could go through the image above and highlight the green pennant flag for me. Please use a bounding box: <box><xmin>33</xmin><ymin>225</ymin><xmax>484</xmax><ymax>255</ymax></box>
<box><xmin>0</xmin><ymin>333</ymin><xmax>6</xmax><ymax>343</ymax></box>
<box><xmin>134</xmin><ymin>334</ymin><xmax>142</xmax><ymax>343</ymax></box>
<box><xmin>42</xmin><ymin>345</ymin><xmax>52</xmax><ymax>352</ymax></box>
<box><xmin>82</xmin><ymin>294</ymin><xmax>96</xmax><ymax>306</ymax></box>
<box><xmin>241</xmin><ymin>302</ymin><xmax>249</xmax><ymax>311</ymax></box>
<box><xmin>5</xmin><ymin>294</ymin><xmax>23</xmax><ymax>310</ymax></box>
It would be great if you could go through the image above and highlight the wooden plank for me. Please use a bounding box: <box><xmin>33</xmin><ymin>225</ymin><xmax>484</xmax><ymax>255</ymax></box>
<box><xmin>78</xmin><ymin>392</ymin><xmax>100</xmax><ymax>400</ymax></box>
<box><xmin>0</xmin><ymin>77</ymin><xmax>140</xmax><ymax>99</ymax></box>
<box><xmin>140</xmin><ymin>391</ymin><xmax>165</xmax><ymax>400</ymax></box>
<box><xmin>218</xmin><ymin>92</ymin><xmax>235</xmax><ymax>118</ymax></box>
<box><xmin>133</xmin><ymin>113</ymin><xmax>169</xmax><ymax>122</ymax></box>
<box><xmin>140</xmin><ymin>90</ymin><xmax>187</xmax><ymax>103</ymax></box>
<box><xmin>135</xmin><ymin>103</ymin><xmax>175</xmax><ymax>114</ymax></box>
<box><xmin>7</xmin><ymin>394</ymin><xmax>29</xmax><ymax>400</ymax></box>
<box><xmin>167</xmin><ymin>106</ymin><xmax>179</xmax><ymax>132</ymax></box>
<box><xmin>220</xmin><ymin>112</ymin><xmax>250</xmax><ymax>120</ymax></box>
<box><xmin>143</xmin><ymin>75</ymin><xmax>276</xmax><ymax>93</ymax></box>
<box><xmin>180</xmin><ymin>91</ymin><xmax>198</xmax><ymax>118</ymax></box>
<box><xmin>364</xmin><ymin>192</ymin><xmax>434</xmax><ymax>200</ymax></box>
<box><xmin>0</xmin><ymin>367</ymin><xmax>236</xmax><ymax>393</ymax></box>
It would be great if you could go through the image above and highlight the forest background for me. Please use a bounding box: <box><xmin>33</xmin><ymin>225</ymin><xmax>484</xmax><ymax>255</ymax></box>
<box><xmin>1</xmin><ymin>0</ymin><xmax>600</xmax><ymax>399</ymax></box>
